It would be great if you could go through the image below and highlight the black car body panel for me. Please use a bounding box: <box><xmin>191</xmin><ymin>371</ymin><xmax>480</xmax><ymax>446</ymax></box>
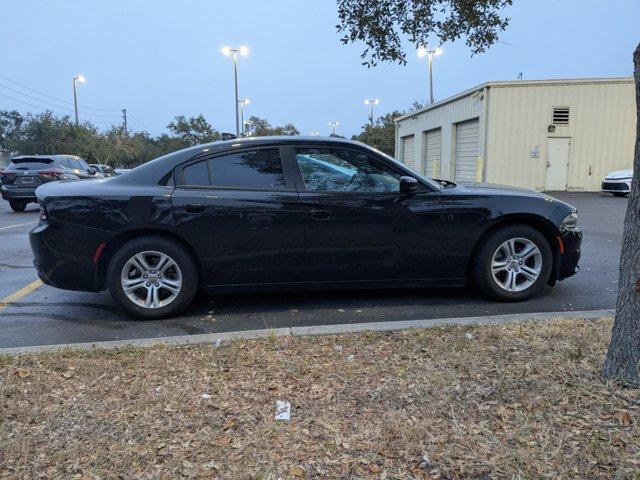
<box><xmin>29</xmin><ymin>137</ymin><xmax>581</xmax><ymax>294</ymax></box>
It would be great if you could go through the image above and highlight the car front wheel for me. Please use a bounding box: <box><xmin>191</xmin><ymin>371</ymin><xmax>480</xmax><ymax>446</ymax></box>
<box><xmin>473</xmin><ymin>225</ymin><xmax>552</xmax><ymax>302</ymax></box>
<box><xmin>107</xmin><ymin>237</ymin><xmax>198</xmax><ymax>319</ymax></box>
<box><xmin>9</xmin><ymin>200</ymin><xmax>27</xmax><ymax>212</ymax></box>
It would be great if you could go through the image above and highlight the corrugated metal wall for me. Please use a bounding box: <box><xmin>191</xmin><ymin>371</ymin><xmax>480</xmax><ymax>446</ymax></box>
<box><xmin>396</xmin><ymin>92</ymin><xmax>485</xmax><ymax>179</ymax></box>
<box><xmin>486</xmin><ymin>80</ymin><xmax>636</xmax><ymax>191</ymax></box>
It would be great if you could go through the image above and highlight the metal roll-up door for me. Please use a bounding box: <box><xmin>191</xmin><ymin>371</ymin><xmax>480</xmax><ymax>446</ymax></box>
<box><xmin>402</xmin><ymin>135</ymin><xmax>415</xmax><ymax>170</ymax></box>
<box><xmin>454</xmin><ymin>118</ymin><xmax>479</xmax><ymax>181</ymax></box>
<box><xmin>423</xmin><ymin>128</ymin><xmax>442</xmax><ymax>178</ymax></box>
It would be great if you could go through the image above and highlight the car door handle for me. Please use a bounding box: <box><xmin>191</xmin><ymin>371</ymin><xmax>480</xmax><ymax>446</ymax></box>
<box><xmin>184</xmin><ymin>203</ymin><xmax>205</xmax><ymax>214</ymax></box>
<box><xmin>310</xmin><ymin>208</ymin><xmax>331</xmax><ymax>221</ymax></box>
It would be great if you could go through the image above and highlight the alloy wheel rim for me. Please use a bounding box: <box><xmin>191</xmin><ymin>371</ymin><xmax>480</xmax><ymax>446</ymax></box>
<box><xmin>120</xmin><ymin>250</ymin><xmax>182</xmax><ymax>309</ymax></box>
<box><xmin>491</xmin><ymin>237</ymin><xmax>542</xmax><ymax>292</ymax></box>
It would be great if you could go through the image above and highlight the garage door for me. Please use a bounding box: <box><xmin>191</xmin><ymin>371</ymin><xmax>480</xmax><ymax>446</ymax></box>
<box><xmin>423</xmin><ymin>128</ymin><xmax>442</xmax><ymax>178</ymax></box>
<box><xmin>402</xmin><ymin>135</ymin><xmax>415</xmax><ymax>170</ymax></box>
<box><xmin>454</xmin><ymin>118</ymin><xmax>479</xmax><ymax>182</ymax></box>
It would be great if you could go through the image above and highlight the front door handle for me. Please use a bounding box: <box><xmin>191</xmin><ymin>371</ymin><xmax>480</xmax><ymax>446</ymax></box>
<box><xmin>185</xmin><ymin>203</ymin><xmax>205</xmax><ymax>214</ymax></box>
<box><xmin>310</xmin><ymin>208</ymin><xmax>331</xmax><ymax>221</ymax></box>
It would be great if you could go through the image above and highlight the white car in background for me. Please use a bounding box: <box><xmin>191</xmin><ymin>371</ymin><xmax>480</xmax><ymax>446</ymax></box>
<box><xmin>601</xmin><ymin>169</ymin><xmax>633</xmax><ymax>197</ymax></box>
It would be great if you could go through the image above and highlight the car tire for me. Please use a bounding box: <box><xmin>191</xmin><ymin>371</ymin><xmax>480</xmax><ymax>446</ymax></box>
<box><xmin>9</xmin><ymin>200</ymin><xmax>27</xmax><ymax>212</ymax></box>
<box><xmin>472</xmin><ymin>225</ymin><xmax>553</xmax><ymax>302</ymax></box>
<box><xmin>612</xmin><ymin>192</ymin><xmax>629</xmax><ymax>197</ymax></box>
<box><xmin>107</xmin><ymin>236</ymin><xmax>199</xmax><ymax>319</ymax></box>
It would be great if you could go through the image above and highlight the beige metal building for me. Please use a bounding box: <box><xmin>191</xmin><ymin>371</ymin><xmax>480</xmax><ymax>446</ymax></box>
<box><xmin>395</xmin><ymin>77</ymin><xmax>636</xmax><ymax>191</ymax></box>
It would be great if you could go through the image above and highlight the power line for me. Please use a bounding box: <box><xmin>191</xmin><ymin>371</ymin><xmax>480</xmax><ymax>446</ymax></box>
<box><xmin>0</xmin><ymin>72</ymin><xmax>121</xmax><ymax>112</ymax></box>
<box><xmin>0</xmin><ymin>83</ymin><xmax>121</xmax><ymax>118</ymax></box>
<box><xmin>127</xmin><ymin>113</ymin><xmax>151</xmax><ymax>132</ymax></box>
<box><xmin>0</xmin><ymin>92</ymin><xmax>119</xmax><ymax>125</ymax></box>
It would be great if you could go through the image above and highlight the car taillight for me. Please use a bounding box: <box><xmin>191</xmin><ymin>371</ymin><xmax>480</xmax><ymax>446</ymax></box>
<box><xmin>38</xmin><ymin>170</ymin><xmax>63</xmax><ymax>179</ymax></box>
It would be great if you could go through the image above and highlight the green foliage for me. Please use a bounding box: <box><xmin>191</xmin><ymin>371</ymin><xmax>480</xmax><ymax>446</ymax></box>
<box><xmin>245</xmin><ymin>116</ymin><xmax>300</xmax><ymax>137</ymax></box>
<box><xmin>336</xmin><ymin>0</ymin><xmax>513</xmax><ymax>66</ymax></box>
<box><xmin>0</xmin><ymin>110</ymin><xmax>295</xmax><ymax>168</ymax></box>
<box><xmin>167</xmin><ymin>114</ymin><xmax>221</xmax><ymax>145</ymax></box>
<box><xmin>351</xmin><ymin>111</ymin><xmax>402</xmax><ymax>156</ymax></box>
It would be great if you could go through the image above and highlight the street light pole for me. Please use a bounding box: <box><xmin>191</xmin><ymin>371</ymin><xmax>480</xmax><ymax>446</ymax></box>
<box><xmin>238</xmin><ymin>99</ymin><xmax>250</xmax><ymax>137</ymax></box>
<box><xmin>72</xmin><ymin>75</ymin><xmax>85</xmax><ymax>126</ymax></box>
<box><xmin>417</xmin><ymin>46</ymin><xmax>442</xmax><ymax>104</ymax></box>
<box><xmin>364</xmin><ymin>98</ymin><xmax>379</xmax><ymax>125</ymax></box>
<box><xmin>221</xmin><ymin>46</ymin><xmax>248</xmax><ymax>138</ymax></box>
<box><xmin>428</xmin><ymin>53</ymin><xmax>434</xmax><ymax>104</ymax></box>
<box><xmin>328</xmin><ymin>121</ymin><xmax>339</xmax><ymax>136</ymax></box>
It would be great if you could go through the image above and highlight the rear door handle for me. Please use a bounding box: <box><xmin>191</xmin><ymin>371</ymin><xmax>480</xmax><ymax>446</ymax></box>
<box><xmin>185</xmin><ymin>203</ymin><xmax>205</xmax><ymax>214</ymax></box>
<box><xmin>310</xmin><ymin>208</ymin><xmax>331</xmax><ymax>221</ymax></box>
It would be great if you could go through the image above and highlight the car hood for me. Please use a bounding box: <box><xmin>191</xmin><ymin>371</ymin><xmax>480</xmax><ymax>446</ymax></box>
<box><xmin>604</xmin><ymin>169</ymin><xmax>633</xmax><ymax>179</ymax></box>
<box><xmin>450</xmin><ymin>181</ymin><xmax>576</xmax><ymax>214</ymax></box>
<box><xmin>455</xmin><ymin>181</ymin><xmax>549</xmax><ymax>198</ymax></box>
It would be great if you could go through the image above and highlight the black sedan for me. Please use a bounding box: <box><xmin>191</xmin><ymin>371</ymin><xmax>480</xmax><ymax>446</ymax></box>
<box><xmin>30</xmin><ymin>137</ymin><xmax>581</xmax><ymax>319</ymax></box>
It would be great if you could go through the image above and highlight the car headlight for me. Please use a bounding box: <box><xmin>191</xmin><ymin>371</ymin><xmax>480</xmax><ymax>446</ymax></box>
<box><xmin>561</xmin><ymin>211</ymin><xmax>578</xmax><ymax>231</ymax></box>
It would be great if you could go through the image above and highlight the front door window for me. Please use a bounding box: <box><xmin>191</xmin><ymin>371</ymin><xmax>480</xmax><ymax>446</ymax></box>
<box><xmin>294</xmin><ymin>148</ymin><xmax>403</xmax><ymax>193</ymax></box>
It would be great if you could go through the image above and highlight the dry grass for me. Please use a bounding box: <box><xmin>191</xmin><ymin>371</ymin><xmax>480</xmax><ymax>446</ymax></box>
<box><xmin>1</xmin><ymin>317</ymin><xmax>639</xmax><ymax>479</ymax></box>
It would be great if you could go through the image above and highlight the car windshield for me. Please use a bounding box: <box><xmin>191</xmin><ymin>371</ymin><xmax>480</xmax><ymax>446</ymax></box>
<box><xmin>8</xmin><ymin>158</ymin><xmax>54</xmax><ymax>170</ymax></box>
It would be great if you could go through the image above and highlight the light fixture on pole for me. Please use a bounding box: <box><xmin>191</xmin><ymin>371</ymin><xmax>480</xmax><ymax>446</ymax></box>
<box><xmin>72</xmin><ymin>75</ymin><xmax>85</xmax><ymax>126</ymax></box>
<box><xmin>364</xmin><ymin>98</ymin><xmax>379</xmax><ymax>124</ymax></box>
<box><xmin>310</xmin><ymin>131</ymin><xmax>320</xmax><ymax>136</ymax></box>
<box><xmin>238</xmin><ymin>98</ymin><xmax>250</xmax><ymax>136</ymax></box>
<box><xmin>417</xmin><ymin>45</ymin><xmax>442</xmax><ymax>104</ymax></box>
<box><xmin>328</xmin><ymin>121</ymin><xmax>339</xmax><ymax>136</ymax></box>
<box><xmin>221</xmin><ymin>45</ymin><xmax>249</xmax><ymax>138</ymax></box>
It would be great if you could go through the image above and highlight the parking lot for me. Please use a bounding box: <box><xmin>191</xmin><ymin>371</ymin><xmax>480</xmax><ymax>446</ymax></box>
<box><xmin>0</xmin><ymin>192</ymin><xmax>626</xmax><ymax>348</ymax></box>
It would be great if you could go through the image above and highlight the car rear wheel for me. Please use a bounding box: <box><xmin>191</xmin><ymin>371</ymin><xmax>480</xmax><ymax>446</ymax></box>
<box><xmin>107</xmin><ymin>237</ymin><xmax>198</xmax><ymax>319</ymax></box>
<box><xmin>9</xmin><ymin>200</ymin><xmax>27</xmax><ymax>212</ymax></box>
<box><xmin>473</xmin><ymin>225</ymin><xmax>552</xmax><ymax>302</ymax></box>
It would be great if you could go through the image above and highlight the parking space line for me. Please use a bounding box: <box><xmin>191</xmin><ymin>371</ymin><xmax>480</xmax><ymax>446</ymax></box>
<box><xmin>0</xmin><ymin>221</ymin><xmax>37</xmax><ymax>232</ymax></box>
<box><xmin>0</xmin><ymin>279</ymin><xmax>43</xmax><ymax>312</ymax></box>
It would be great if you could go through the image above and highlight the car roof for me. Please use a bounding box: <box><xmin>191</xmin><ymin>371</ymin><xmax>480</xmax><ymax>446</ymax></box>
<box><xmin>11</xmin><ymin>154</ymin><xmax>84</xmax><ymax>161</ymax></box>
<box><xmin>120</xmin><ymin>136</ymin><xmax>377</xmax><ymax>185</ymax></box>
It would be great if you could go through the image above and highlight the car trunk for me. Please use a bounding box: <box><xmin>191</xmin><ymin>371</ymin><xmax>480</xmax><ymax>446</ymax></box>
<box><xmin>2</xmin><ymin>158</ymin><xmax>58</xmax><ymax>186</ymax></box>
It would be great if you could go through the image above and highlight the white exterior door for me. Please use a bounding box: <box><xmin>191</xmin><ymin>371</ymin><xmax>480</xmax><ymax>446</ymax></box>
<box><xmin>546</xmin><ymin>138</ymin><xmax>570</xmax><ymax>191</ymax></box>
<box><xmin>423</xmin><ymin>128</ymin><xmax>442</xmax><ymax>178</ymax></box>
<box><xmin>454</xmin><ymin>119</ymin><xmax>479</xmax><ymax>181</ymax></box>
<box><xmin>402</xmin><ymin>135</ymin><xmax>415</xmax><ymax>171</ymax></box>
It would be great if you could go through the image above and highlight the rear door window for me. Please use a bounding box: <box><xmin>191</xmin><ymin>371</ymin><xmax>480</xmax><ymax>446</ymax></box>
<box><xmin>183</xmin><ymin>160</ymin><xmax>210</xmax><ymax>186</ymax></box>
<box><xmin>209</xmin><ymin>149</ymin><xmax>286</xmax><ymax>190</ymax></box>
<box><xmin>179</xmin><ymin>148</ymin><xmax>287</xmax><ymax>190</ymax></box>
<box><xmin>8</xmin><ymin>158</ymin><xmax>54</xmax><ymax>170</ymax></box>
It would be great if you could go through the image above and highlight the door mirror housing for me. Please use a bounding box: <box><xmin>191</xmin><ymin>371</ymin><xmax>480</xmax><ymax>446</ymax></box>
<box><xmin>399</xmin><ymin>176</ymin><xmax>420</xmax><ymax>194</ymax></box>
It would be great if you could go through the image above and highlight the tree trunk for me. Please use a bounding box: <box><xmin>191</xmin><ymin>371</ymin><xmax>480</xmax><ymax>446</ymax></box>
<box><xmin>603</xmin><ymin>42</ymin><xmax>640</xmax><ymax>387</ymax></box>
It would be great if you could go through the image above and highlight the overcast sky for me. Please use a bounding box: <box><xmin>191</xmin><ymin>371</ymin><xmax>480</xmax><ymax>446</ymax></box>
<box><xmin>1</xmin><ymin>0</ymin><xmax>638</xmax><ymax>138</ymax></box>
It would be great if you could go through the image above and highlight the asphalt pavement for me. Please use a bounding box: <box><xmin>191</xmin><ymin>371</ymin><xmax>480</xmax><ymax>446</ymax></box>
<box><xmin>0</xmin><ymin>192</ymin><xmax>626</xmax><ymax>348</ymax></box>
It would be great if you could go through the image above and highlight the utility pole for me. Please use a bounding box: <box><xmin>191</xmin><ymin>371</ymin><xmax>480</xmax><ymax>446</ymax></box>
<box><xmin>122</xmin><ymin>108</ymin><xmax>128</xmax><ymax>134</ymax></box>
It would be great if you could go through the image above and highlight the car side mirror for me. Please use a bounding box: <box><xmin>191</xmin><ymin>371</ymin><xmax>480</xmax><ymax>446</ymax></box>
<box><xmin>399</xmin><ymin>176</ymin><xmax>420</xmax><ymax>194</ymax></box>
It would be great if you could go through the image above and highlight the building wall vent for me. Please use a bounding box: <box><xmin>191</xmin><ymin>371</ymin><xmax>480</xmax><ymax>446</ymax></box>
<box><xmin>552</xmin><ymin>107</ymin><xmax>570</xmax><ymax>125</ymax></box>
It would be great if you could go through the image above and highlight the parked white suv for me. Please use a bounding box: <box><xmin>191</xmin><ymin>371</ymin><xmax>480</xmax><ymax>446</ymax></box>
<box><xmin>602</xmin><ymin>169</ymin><xmax>632</xmax><ymax>197</ymax></box>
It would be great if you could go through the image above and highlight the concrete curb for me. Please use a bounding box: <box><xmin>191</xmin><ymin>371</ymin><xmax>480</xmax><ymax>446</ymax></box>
<box><xmin>0</xmin><ymin>308</ymin><xmax>614</xmax><ymax>355</ymax></box>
